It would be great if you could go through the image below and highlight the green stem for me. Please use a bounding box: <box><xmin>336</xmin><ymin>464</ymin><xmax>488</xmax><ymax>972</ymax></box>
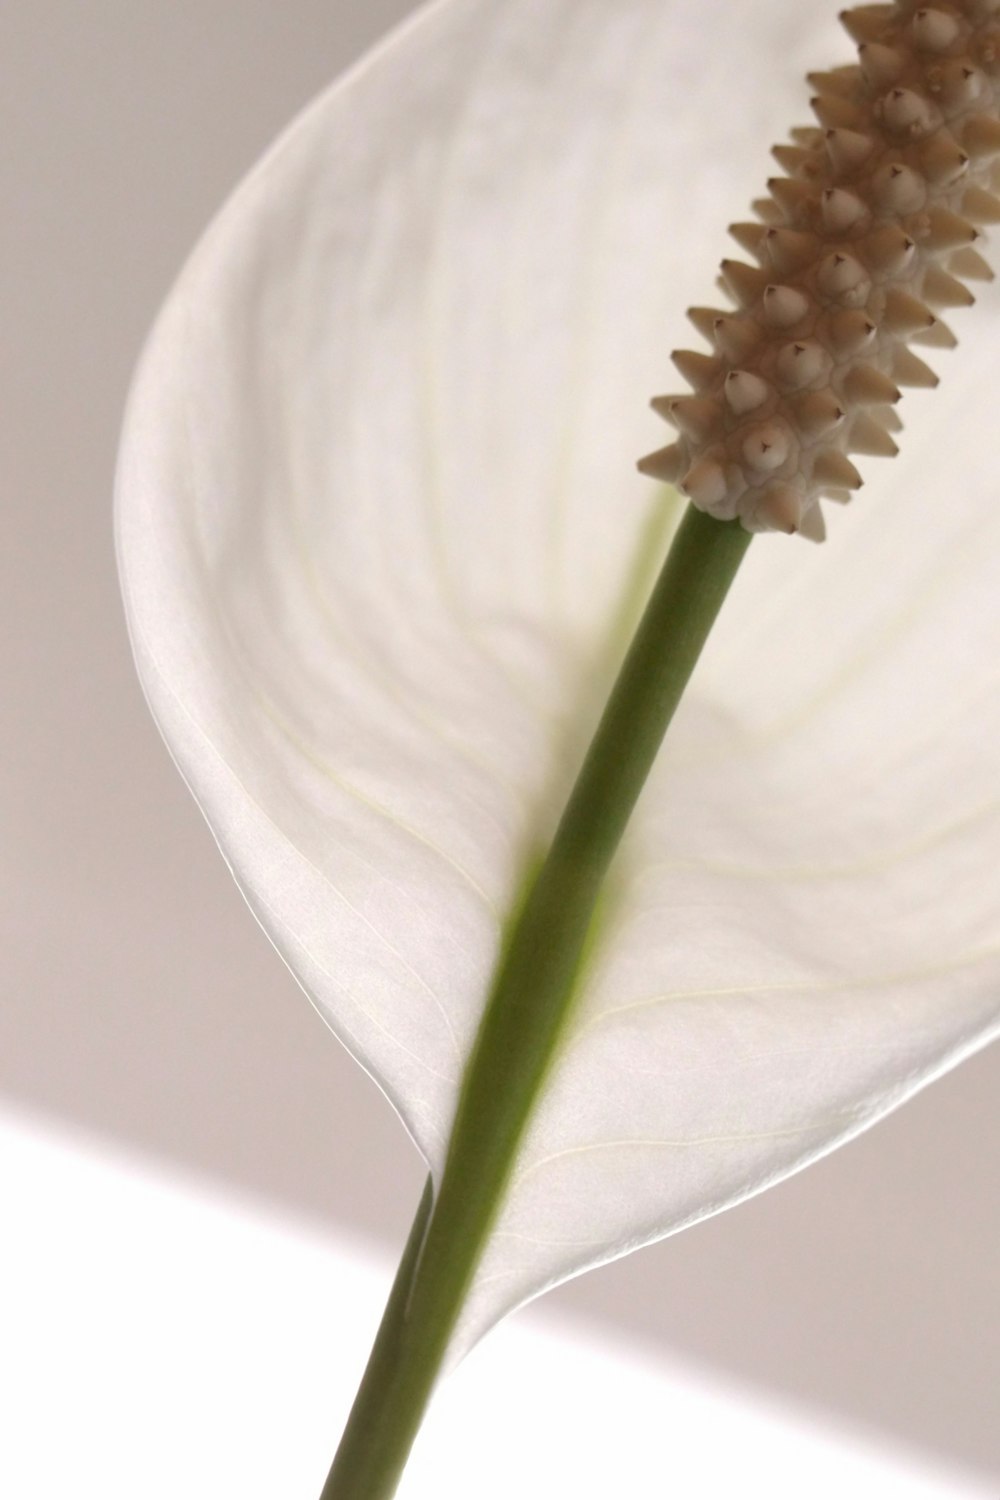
<box><xmin>319</xmin><ymin>505</ymin><xmax>752</xmax><ymax>1500</ymax></box>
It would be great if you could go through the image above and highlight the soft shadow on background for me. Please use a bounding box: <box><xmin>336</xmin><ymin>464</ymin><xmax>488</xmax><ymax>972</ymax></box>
<box><xmin>3</xmin><ymin>0</ymin><xmax>997</xmax><ymax>1484</ymax></box>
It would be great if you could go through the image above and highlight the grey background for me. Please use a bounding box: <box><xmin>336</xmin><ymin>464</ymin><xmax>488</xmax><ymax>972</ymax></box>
<box><xmin>3</xmin><ymin>0</ymin><xmax>998</xmax><ymax>1482</ymax></box>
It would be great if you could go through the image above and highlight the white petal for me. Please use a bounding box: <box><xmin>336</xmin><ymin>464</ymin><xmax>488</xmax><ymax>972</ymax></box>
<box><xmin>117</xmin><ymin>0</ymin><xmax>1000</xmax><ymax>1362</ymax></box>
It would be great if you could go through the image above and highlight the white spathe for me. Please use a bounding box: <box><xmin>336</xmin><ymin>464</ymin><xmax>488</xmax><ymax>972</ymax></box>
<box><xmin>116</xmin><ymin>0</ymin><xmax>1000</xmax><ymax>1362</ymax></box>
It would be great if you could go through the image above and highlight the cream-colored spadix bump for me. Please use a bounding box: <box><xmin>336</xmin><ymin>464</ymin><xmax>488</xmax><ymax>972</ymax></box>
<box><xmin>772</xmin><ymin>142</ymin><xmax>813</xmax><ymax>175</ymax></box>
<box><xmin>816</xmin><ymin>251</ymin><xmax>871</xmax><ymax>302</ymax></box>
<box><xmin>762</xmin><ymin>284</ymin><xmax>810</xmax><ymax>327</ymax></box>
<box><xmin>912</xmin><ymin>312</ymin><xmax>957</xmax><ymax>348</ymax></box>
<box><xmin>858</xmin><ymin>41</ymin><xmax>905</xmax><ymax>87</ymax></box>
<box><xmin>881</xmin><ymin>86</ymin><xmax>938</xmax><ymax>135</ymax></box>
<box><xmin>794</xmin><ymin>390</ymin><xmax>845</xmax><ymax>439</ymax></box>
<box><xmin>939</xmin><ymin>62</ymin><xmax>984</xmax><ymax>111</ymax></box>
<box><xmin>922</xmin><ymin>263</ymin><xmax>976</xmax><ymax>305</ymax></box>
<box><xmin>840</xmin><ymin>7</ymin><xmax>897</xmax><ymax>45</ymax></box>
<box><xmin>812</xmin><ymin>449</ymin><xmax>863</xmax><ymax>489</ymax></box>
<box><xmin>921</xmin><ymin>207</ymin><xmax>980</xmax><ymax>250</ymax></box>
<box><xmin>871</xmin><ymin>161</ymin><xmax>928</xmax><ymax>212</ymax></box>
<box><xmin>725</xmin><ymin>370</ymin><xmax>770</xmax><ymax>414</ymax></box>
<box><xmin>920</xmin><ymin>133</ymin><xmax>970</xmax><ymax>185</ymax></box>
<box><xmin>661</xmin><ymin>396</ymin><xmax>722</xmax><ymax>441</ymax></box>
<box><xmin>892</xmin><ymin>346</ymin><xmax>940</xmax><ymax>386</ymax></box>
<box><xmin>712</xmin><ymin>314</ymin><xmax>763</xmax><ymax>359</ymax></box>
<box><xmin>822</xmin><ymin>187</ymin><xmax>869</xmax><ymax>232</ymax></box>
<box><xmin>949</xmin><ymin>245</ymin><xmax>995</xmax><ymax>279</ymax></box>
<box><xmin>797</xmin><ymin>503</ymin><xmax>828</xmax><ymax>543</ymax></box>
<box><xmin>765</xmin><ymin>227</ymin><xmax>819</xmax><ymax>272</ymax></box>
<box><xmin>962</xmin><ymin>184</ymin><xmax>1000</xmax><ymax>221</ymax></box>
<box><xmin>963</xmin><ymin>111</ymin><xmax>1000</xmax><ymax>156</ymax></box>
<box><xmin>842</xmin><ymin>363</ymin><xmax>902</xmax><ymax>404</ymax></box>
<box><xmin>671</xmin><ymin>348</ymin><xmax>722</xmax><ymax>389</ymax></box>
<box><xmin>827</xmin><ymin>308</ymin><xmax>877</xmax><ymax>354</ymax></box>
<box><xmin>681</xmin><ymin>458</ymin><xmax>728</xmax><ymax>508</ymax></box>
<box><xmin>824</xmin><ymin>126</ymin><xmax>875</xmax><ymax>170</ymax></box>
<box><xmin>742</xmin><ymin>422</ymin><xmax>791</xmax><ymax>472</ymax></box>
<box><xmin>686</xmin><ymin>305</ymin><xmax>721</xmax><ymax>341</ymax></box>
<box><xmin>729</xmin><ymin>220</ymin><xmax>769</xmax><ymax>257</ymax></box>
<box><xmin>790</xmin><ymin>124</ymin><xmax>825</xmax><ymax>148</ymax></box>
<box><xmin>912</xmin><ymin>8</ymin><xmax>961</xmax><ymax>51</ymax></box>
<box><xmin>757</xmin><ymin>189</ymin><xmax>792</xmax><ymax>217</ymax></box>
<box><xmin>637</xmin><ymin>443</ymin><xmax>685</xmax><ymax>483</ymax></box>
<box><xmin>768</xmin><ymin>175</ymin><xmax>815</xmax><ymax>221</ymax></box>
<box><xmin>754</xmin><ymin>483</ymin><xmax>803</xmax><ymax>533</ymax></box>
<box><xmin>848</xmin><ymin>412</ymin><xmax>900</xmax><ymax>455</ymax></box>
<box><xmin>808</xmin><ymin>64</ymin><xmax>864</xmax><ymax>98</ymax></box>
<box><xmin>863</xmin><ymin>224</ymin><xmax>916</xmax><ymax>273</ymax></box>
<box><xmin>720</xmin><ymin>258</ymin><xmax>769</xmax><ymax>307</ymax></box>
<box><xmin>813</xmin><ymin>93</ymin><xmax>867</xmax><ymax>130</ymax></box>
<box><xmin>882</xmin><ymin>285</ymin><xmax>937</xmax><ymax>334</ymax></box>
<box><xmin>775</xmin><ymin>340</ymin><xmax>831</xmax><ymax>389</ymax></box>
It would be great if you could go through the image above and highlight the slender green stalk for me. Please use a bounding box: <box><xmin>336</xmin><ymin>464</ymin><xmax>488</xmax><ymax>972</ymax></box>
<box><xmin>320</xmin><ymin>504</ymin><xmax>752</xmax><ymax>1500</ymax></box>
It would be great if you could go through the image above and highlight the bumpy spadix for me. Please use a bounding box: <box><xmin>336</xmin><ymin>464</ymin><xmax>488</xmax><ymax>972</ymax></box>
<box><xmin>640</xmin><ymin>0</ymin><xmax>1000</xmax><ymax>536</ymax></box>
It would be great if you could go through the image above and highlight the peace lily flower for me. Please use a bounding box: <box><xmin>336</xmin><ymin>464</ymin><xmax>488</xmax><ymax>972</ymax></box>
<box><xmin>116</xmin><ymin>0</ymin><xmax>1000</xmax><ymax>1493</ymax></box>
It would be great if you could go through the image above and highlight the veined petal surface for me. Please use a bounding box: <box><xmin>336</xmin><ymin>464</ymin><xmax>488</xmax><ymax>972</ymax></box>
<box><xmin>117</xmin><ymin>0</ymin><xmax>1000</xmax><ymax>1361</ymax></box>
